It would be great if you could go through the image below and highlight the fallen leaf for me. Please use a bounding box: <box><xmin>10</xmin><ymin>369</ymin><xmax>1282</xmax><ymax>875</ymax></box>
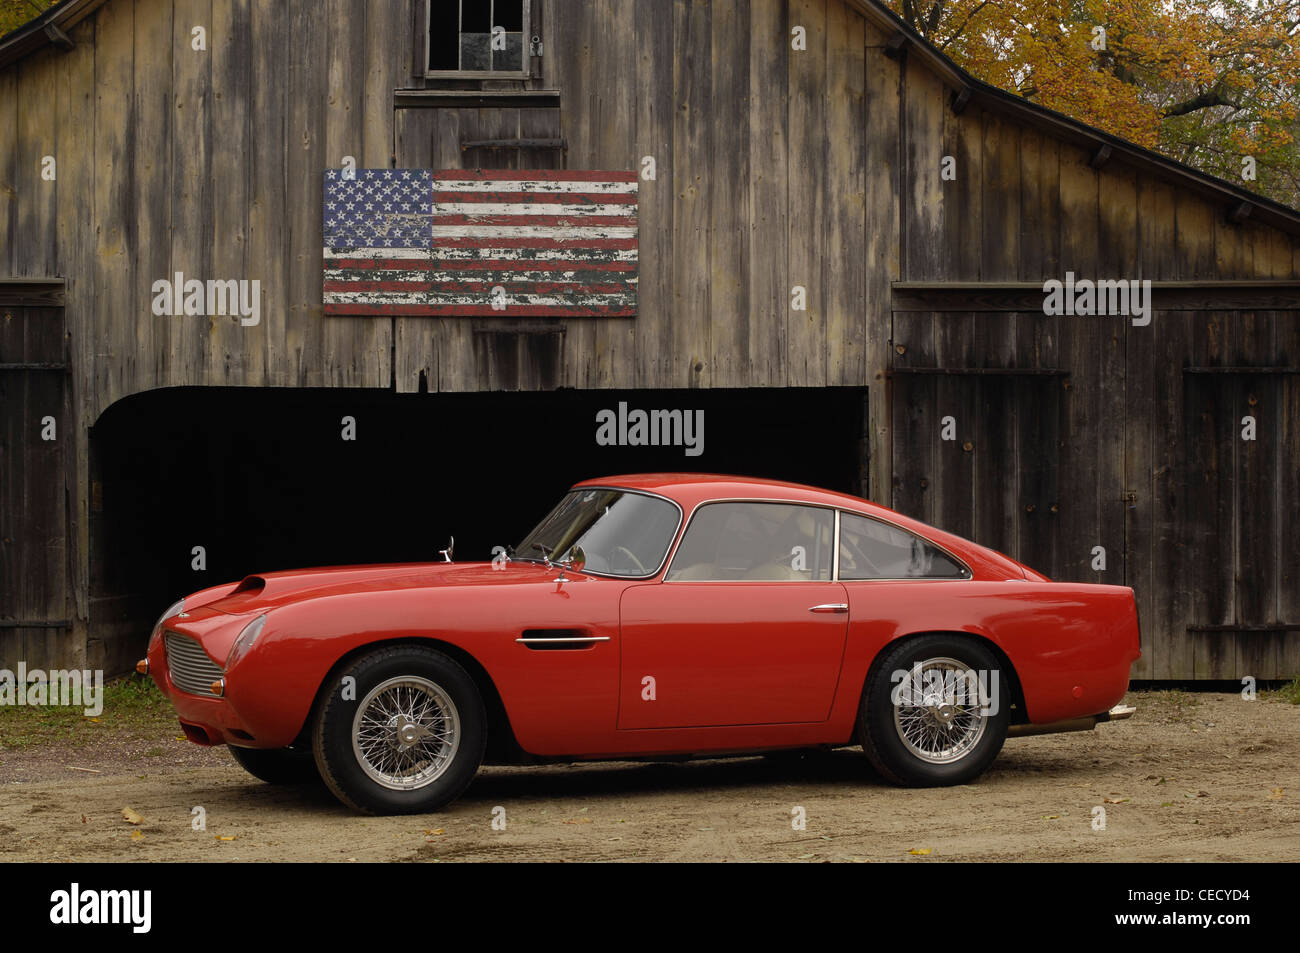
<box><xmin>1268</xmin><ymin>788</ymin><xmax>1284</xmax><ymax>799</ymax></box>
<box><xmin>121</xmin><ymin>807</ymin><xmax>144</xmax><ymax>825</ymax></box>
<box><xmin>422</xmin><ymin>828</ymin><xmax>444</xmax><ymax>836</ymax></box>
<box><xmin>86</xmin><ymin>717</ymin><xmax>101</xmax><ymax>723</ymax></box>
<box><xmin>1103</xmin><ymin>797</ymin><xmax>1129</xmax><ymax>804</ymax></box>
<box><xmin>130</xmin><ymin>830</ymin><xmax>144</xmax><ymax>842</ymax></box>
<box><xmin>564</xmin><ymin>818</ymin><xmax>592</xmax><ymax>825</ymax></box>
<box><xmin>1042</xmin><ymin>814</ymin><xmax>1061</xmax><ymax>820</ymax></box>
<box><xmin>215</xmin><ymin>835</ymin><xmax>236</xmax><ymax>841</ymax></box>
<box><xmin>907</xmin><ymin>848</ymin><xmax>932</xmax><ymax>855</ymax></box>
<box><xmin>67</xmin><ymin>766</ymin><xmax>101</xmax><ymax>774</ymax></box>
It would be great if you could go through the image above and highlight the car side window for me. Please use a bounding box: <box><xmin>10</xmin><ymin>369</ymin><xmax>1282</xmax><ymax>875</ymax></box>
<box><xmin>837</xmin><ymin>512</ymin><xmax>969</xmax><ymax>579</ymax></box>
<box><xmin>666</xmin><ymin>502</ymin><xmax>834</xmax><ymax>581</ymax></box>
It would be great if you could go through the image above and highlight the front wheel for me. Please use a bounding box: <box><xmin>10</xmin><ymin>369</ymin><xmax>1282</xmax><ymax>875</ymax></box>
<box><xmin>859</xmin><ymin>635</ymin><xmax>1008</xmax><ymax>786</ymax></box>
<box><xmin>312</xmin><ymin>645</ymin><xmax>486</xmax><ymax>814</ymax></box>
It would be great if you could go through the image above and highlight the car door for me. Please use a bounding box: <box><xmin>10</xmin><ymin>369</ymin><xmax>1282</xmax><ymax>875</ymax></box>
<box><xmin>618</xmin><ymin>501</ymin><xmax>848</xmax><ymax>729</ymax></box>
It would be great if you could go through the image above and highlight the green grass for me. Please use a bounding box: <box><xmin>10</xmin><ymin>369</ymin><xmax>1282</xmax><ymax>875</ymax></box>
<box><xmin>0</xmin><ymin>674</ymin><xmax>178</xmax><ymax>750</ymax></box>
<box><xmin>1265</xmin><ymin>677</ymin><xmax>1300</xmax><ymax>705</ymax></box>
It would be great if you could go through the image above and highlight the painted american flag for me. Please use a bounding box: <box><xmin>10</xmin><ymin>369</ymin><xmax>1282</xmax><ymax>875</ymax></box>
<box><xmin>323</xmin><ymin>169</ymin><xmax>638</xmax><ymax>316</ymax></box>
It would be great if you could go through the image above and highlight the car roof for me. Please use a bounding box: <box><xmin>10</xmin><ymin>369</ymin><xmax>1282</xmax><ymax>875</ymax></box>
<box><xmin>573</xmin><ymin>473</ymin><xmax>895</xmax><ymax>516</ymax></box>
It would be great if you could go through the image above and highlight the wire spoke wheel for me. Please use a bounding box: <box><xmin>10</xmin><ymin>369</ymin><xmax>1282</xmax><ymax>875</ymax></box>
<box><xmin>891</xmin><ymin>656</ymin><xmax>989</xmax><ymax>765</ymax></box>
<box><xmin>351</xmin><ymin>675</ymin><xmax>461</xmax><ymax>791</ymax></box>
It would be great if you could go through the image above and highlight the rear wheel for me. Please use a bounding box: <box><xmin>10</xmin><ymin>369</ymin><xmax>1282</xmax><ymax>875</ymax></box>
<box><xmin>859</xmin><ymin>635</ymin><xmax>1008</xmax><ymax>786</ymax></box>
<box><xmin>312</xmin><ymin>645</ymin><xmax>486</xmax><ymax>815</ymax></box>
<box><xmin>227</xmin><ymin>744</ymin><xmax>319</xmax><ymax>785</ymax></box>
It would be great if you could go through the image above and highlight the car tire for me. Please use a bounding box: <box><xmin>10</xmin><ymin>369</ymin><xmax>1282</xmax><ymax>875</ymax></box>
<box><xmin>859</xmin><ymin>634</ymin><xmax>1008</xmax><ymax>787</ymax></box>
<box><xmin>312</xmin><ymin>645</ymin><xmax>486</xmax><ymax>815</ymax></box>
<box><xmin>227</xmin><ymin>744</ymin><xmax>320</xmax><ymax>785</ymax></box>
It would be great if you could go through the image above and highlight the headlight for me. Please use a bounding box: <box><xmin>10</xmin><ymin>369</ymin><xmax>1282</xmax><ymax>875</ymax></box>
<box><xmin>226</xmin><ymin>614</ymin><xmax>267</xmax><ymax>669</ymax></box>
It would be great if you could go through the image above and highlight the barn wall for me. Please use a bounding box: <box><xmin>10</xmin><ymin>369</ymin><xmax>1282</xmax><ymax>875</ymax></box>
<box><xmin>1</xmin><ymin>0</ymin><xmax>1298</xmax><ymax>677</ymax></box>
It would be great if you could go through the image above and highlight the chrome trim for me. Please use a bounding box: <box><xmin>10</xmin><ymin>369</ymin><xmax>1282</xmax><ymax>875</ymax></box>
<box><xmin>531</xmin><ymin>486</ymin><xmax>684</xmax><ymax>580</ymax></box>
<box><xmin>808</xmin><ymin>603</ymin><xmax>849</xmax><ymax>613</ymax></box>
<box><xmin>514</xmin><ymin>636</ymin><xmax>611</xmax><ymax>644</ymax></box>
<box><xmin>832</xmin><ymin>508</ymin><xmax>841</xmax><ymax>581</ymax></box>
<box><xmin>163</xmin><ymin>631</ymin><xmax>224</xmax><ymax>697</ymax></box>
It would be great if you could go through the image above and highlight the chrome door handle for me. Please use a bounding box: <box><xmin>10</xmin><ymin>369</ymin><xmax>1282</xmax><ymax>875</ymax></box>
<box><xmin>515</xmin><ymin>636</ymin><xmax>611</xmax><ymax>643</ymax></box>
<box><xmin>808</xmin><ymin>604</ymin><xmax>848</xmax><ymax>613</ymax></box>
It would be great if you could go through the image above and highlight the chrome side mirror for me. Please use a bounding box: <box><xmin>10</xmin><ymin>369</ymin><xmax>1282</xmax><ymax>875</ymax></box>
<box><xmin>439</xmin><ymin>536</ymin><xmax>454</xmax><ymax>563</ymax></box>
<box><xmin>554</xmin><ymin>545</ymin><xmax>586</xmax><ymax>583</ymax></box>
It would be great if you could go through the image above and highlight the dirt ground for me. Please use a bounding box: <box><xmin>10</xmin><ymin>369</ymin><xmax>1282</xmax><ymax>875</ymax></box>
<box><xmin>1</xmin><ymin>690</ymin><xmax>1297</xmax><ymax>862</ymax></box>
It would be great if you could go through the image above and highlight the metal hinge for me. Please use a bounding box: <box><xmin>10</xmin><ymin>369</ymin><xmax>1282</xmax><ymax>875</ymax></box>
<box><xmin>529</xmin><ymin>34</ymin><xmax>543</xmax><ymax>57</ymax></box>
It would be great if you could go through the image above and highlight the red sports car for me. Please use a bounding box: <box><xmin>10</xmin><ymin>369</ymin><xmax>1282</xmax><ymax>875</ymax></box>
<box><xmin>143</xmin><ymin>474</ymin><xmax>1140</xmax><ymax>814</ymax></box>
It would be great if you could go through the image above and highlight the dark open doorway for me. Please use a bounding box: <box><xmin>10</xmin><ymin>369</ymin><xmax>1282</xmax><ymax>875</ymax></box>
<box><xmin>88</xmin><ymin>386</ymin><xmax>867</xmax><ymax>673</ymax></box>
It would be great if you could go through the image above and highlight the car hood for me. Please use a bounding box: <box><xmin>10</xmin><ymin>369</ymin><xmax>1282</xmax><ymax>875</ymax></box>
<box><xmin>201</xmin><ymin>561</ymin><xmax>566</xmax><ymax>614</ymax></box>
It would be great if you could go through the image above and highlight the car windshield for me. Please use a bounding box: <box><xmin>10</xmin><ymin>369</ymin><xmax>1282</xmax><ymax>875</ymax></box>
<box><xmin>515</xmin><ymin>489</ymin><xmax>680</xmax><ymax>577</ymax></box>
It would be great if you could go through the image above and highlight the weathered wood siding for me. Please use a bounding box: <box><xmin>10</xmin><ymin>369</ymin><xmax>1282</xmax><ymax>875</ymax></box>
<box><xmin>0</xmin><ymin>0</ymin><xmax>1297</xmax><ymax>676</ymax></box>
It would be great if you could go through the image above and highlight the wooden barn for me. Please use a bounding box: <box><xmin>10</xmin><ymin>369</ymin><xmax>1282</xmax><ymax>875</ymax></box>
<box><xmin>1</xmin><ymin>0</ymin><xmax>1297</xmax><ymax>680</ymax></box>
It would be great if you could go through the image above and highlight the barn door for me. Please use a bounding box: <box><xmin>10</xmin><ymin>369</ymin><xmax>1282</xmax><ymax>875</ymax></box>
<box><xmin>1176</xmin><ymin>368</ymin><xmax>1300</xmax><ymax>679</ymax></box>
<box><xmin>889</xmin><ymin>365</ymin><xmax>1065</xmax><ymax>580</ymax></box>
<box><xmin>0</xmin><ymin>289</ymin><xmax>74</xmax><ymax>669</ymax></box>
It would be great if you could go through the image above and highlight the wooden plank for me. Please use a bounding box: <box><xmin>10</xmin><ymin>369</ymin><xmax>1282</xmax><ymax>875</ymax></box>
<box><xmin>889</xmin><ymin>312</ymin><xmax>936</xmax><ymax>525</ymax></box>
<box><xmin>210</xmin><ymin>0</ymin><xmax>250</xmax><ymax>384</ymax></box>
<box><xmin>863</xmin><ymin>19</ymin><xmax>898</xmax><ymax>501</ymax></box>
<box><xmin>632</xmin><ymin>0</ymin><xmax>675</xmax><ymax>388</ymax></box>
<box><xmin>132</xmin><ymin>1</ymin><xmax>172</xmax><ymax>394</ymax></box>
<box><xmin>15</xmin><ymin>50</ymin><xmax>59</xmax><ymax>277</ymax></box>
<box><xmin>1234</xmin><ymin>332</ymin><xmax>1280</xmax><ymax>680</ymax></box>
<box><xmin>785</xmin><ymin>0</ymin><xmax>826</xmax><ymax>387</ymax></box>
<box><xmin>245</xmin><ymin>0</ymin><xmax>287</xmax><ymax>386</ymax></box>
<box><xmin>1097</xmin><ymin>160</ymin><xmax>1133</xmax><ymax>652</ymax></box>
<box><xmin>708</xmin><ymin>0</ymin><xmax>752</xmax><ymax>387</ymax></box>
<box><xmin>822</xmin><ymin>0</ymin><xmax>864</xmax><ymax>388</ymax></box>
<box><xmin>550</xmin><ymin>0</ymin><xmax>597</xmax><ymax>388</ymax></box>
<box><xmin>1123</xmin><ymin>172</ymin><xmax>1158</xmax><ymax>678</ymax></box>
<box><xmin>1280</xmin><ymin>371</ymin><xmax>1300</xmax><ymax>679</ymax></box>
<box><xmin>746</xmin><ymin>0</ymin><xmax>787</xmax><ymax>388</ymax></box>
<box><xmin>901</xmin><ymin>53</ymin><xmax>945</xmax><ymax>281</ymax></box>
<box><xmin>671</xmin><ymin>0</ymin><xmax>712</xmax><ymax>389</ymax></box>
<box><xmin>57</xmin><ymin>15</ymin><xmax>96</xmax><ymax>654</ymax></box>
<box><xmin>589</xmin><ymin>0</ymin><xmax>637</xmax><ymax>389</ymax></box>
<box><xmin>1015</xmin><ymin>129</ymin><xmax>1061</xmax><ymax>581</ymax></box>
<box><xmin>171</xmin><ymin>0</ymin><xmax>214</xmax><ymax>387</ymax></box>
<box><xmin>0</xmin><ymin>64</ymin><xmax>16</xmax><ymax>275</ymax></box>
<box><xmin>91</xmin><ymin>0</ymin><xmax>136</xmax><ymax>418</ymax></box>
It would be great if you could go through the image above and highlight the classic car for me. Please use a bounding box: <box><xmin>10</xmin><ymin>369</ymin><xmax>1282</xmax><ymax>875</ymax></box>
<box><xmin>142</xmin><ymin>474</ymin><xmax>1141</xmax><ymax>814</ymax></box>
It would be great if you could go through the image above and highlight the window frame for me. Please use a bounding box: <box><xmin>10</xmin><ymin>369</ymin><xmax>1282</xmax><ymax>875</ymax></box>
<box><xmin>662</xmin><ymin>499</ymin><xmax>839</xmax><ymax>584</ymax></box>
<box><xmin>660</xmin><ymin>497</ymin><xmax>976</xmax><ymax>584</ymax></box>
<box><xmin>424</xmin><ymin>0</ymin><xmax>534</xmax><ymax>79</ymax></box>
<box><xmin>834</xmin><ymin>508</ymin><xmax>974</xmax><ymax>582</ymax></box>
<box><xmin>518</xmin><ymin>487</ymin><xmax>683</xmax><ymax>581</ymax></box>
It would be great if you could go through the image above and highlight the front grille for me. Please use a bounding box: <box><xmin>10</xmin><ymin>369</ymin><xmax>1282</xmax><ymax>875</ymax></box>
<box><xmin>164</xmin><ymin>631</ymin><xmax>224</xmax><ymax>696</ymax></box>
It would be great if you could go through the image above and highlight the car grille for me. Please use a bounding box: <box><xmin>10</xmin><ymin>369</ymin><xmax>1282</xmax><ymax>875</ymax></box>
<box><xmin>164</xmin><ymin>631</ymin><xmax>223</xmax><ymax>696</ymax></box>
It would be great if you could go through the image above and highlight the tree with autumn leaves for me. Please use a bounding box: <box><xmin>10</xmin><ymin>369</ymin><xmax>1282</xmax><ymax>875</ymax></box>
<box><xmin>4</xmin><ymin>0</ymin><xmax>1300</xmax><ymax>208</ymax></box>
<box><xmin>886</xmin><ymin>0</ymin><xmax>1300</xmax><ymax>208</ymax></box>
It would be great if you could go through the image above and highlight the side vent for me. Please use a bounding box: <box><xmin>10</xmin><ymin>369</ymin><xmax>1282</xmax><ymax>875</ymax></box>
<box><xmin>514</xmin><ymin>629</ymin><xmax>609</xmax><ymax>651</ymax></box>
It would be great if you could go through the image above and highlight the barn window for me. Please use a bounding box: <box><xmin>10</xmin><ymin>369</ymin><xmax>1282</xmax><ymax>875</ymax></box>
<box><xmin>427</xmin><ymin>0</ymin><xmax>531</xmax><ymax>76</ymax></box>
